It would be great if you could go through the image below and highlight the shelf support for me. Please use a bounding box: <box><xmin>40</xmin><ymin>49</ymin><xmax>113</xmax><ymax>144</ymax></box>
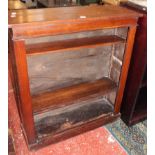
<box><xmin>9</xmin><ymin>31</ymin><xmax>36</xmax><ymax>144</ymax></box>
<box><xmin>114</xmin><ymin>25</ymin><xmax>137</xmax><ymax>114</ymax></box>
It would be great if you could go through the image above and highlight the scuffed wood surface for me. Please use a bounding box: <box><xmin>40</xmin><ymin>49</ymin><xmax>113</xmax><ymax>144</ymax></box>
<box><xmin>35</xmin><ymin>98</ymin><xmax>114</xmax><ymax>137</ymax></box>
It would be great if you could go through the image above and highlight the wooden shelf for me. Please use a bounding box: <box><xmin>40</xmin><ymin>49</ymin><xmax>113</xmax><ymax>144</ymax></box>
<box><xmin>32</xmin><ymin>77</ymin><xmax>117</xmax><ymax>115</ymax></box>
<box><xmin>26</xmin><ymin>35</ymin><xmax>125</xmax><ymax>55</ymax></box>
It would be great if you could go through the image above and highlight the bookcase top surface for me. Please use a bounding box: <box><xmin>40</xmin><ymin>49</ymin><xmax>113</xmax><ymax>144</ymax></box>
<box><xmin>8</xmin><ymin>5</ymin><xmax>141</xmax><ymax>27</ymax></box>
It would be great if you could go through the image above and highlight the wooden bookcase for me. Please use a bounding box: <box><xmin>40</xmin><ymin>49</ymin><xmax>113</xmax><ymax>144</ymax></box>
<box><xmin>8</xmin><ymin>5</ymin><xmax>141</xmax><ymax>149</ymax></box>
<box><xmin>120</xmin><ymin>2</ymin><xmax>147</xmax><ymax>125</ymax></box>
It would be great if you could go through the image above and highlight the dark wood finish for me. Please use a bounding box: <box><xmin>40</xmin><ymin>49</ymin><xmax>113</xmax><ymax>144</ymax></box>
<box><xmin>26</xmin><ymin>35</ymin><xmax>125</xmax><ymax>55</ymax></box>
<box><xmin>35</xmin><ymin>98</ymin><xmax>114</xmax><ymax>136</ymax></box>
<box><xmin>8</xmin><ymin>5</ymin><xmax>141</xmax><ymax>39</ymax></box>
<box><xmin>114</xmin><ymin>26</ymin><xmax>137</xmax><ymax>113</ymax></box>
<box><xmin>32</xmin><ymin>78</ymin><xmax>117</xmax><ymax>114</ymax></box>
<box><xmin>10</xmin><ymin>18</ymin><xmax>138</xmax><ymax>40</ymax></box>
<box><xmin>8</xmin><ymin>5</ymin><xmax>141</xmax><ymax>148</ymax></box>
<box><xmin>9</xmin><ymin>33</ymin><xmax>37</xmax><ymax>144</ymax></box>
<box><xmin>8</xmin><ymin>5</ymin><xmax>140</xmax><ymax>25</ymax></box>
<box><xmin>31</xmin><ymin>113</ymin><xmax>120</xmax><ymax>150</ymax></box>
<box><xmin>120</xmin><ymin>2</ymin><xmax>147</xmax><ymax>126</ymax></box>
<box><xmin>131</xmin><ymin>86</ymin><xmax>147</xmax><ymax>124</ymax></box>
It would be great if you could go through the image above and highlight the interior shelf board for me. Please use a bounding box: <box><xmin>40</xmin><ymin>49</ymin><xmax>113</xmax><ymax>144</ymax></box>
<box><xmin>26</xmin><ymin>35</ymin><xmax>125</xmax><ymax>55</ymax></box>
<box><xmin>32</xmin><ymin>77</ymin><xmax>117</xmax><ymax>115</ymax></box>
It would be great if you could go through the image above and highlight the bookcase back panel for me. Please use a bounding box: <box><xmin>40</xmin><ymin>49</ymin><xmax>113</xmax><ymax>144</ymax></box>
<box><xmin>25</xmin><ymin>29</ymin><xmax>116</xmax><ymax>44</ymax></box>
<box><xmin>26</xmin><ymin>29</ymin><xmax>121</xmax><ymax>95</ymax></box>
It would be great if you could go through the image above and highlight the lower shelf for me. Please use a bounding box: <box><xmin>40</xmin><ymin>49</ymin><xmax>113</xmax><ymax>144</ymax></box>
<box><xmin>35</xmin><ymin>97</ymin><xmax>113</xmax><ymax>136</ymax></box>
<box><xmin>32</xmin><ymin>77</ymin><xmax>117</xmax><ymax>114</ymax></box>
<box><xmin>31</xmin><ymin>77</ymin><xmax>117</xmax><ymax>149</ymax></box>
<box><xmin>32</xmin><ymin>97</ymin><xmax>118</xmax><ymax>149</ymax></box>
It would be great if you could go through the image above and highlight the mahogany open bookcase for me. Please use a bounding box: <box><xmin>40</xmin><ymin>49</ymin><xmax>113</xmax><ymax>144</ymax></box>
<box><xmin>8</xmin><ymin>5</ymin><xmax>141</xmax><ymax>149</ymax></box>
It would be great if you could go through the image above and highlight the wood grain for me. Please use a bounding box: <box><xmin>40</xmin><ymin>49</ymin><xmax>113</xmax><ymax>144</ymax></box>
<box><xmin>26</xmin><ymin>35</ymin><xmax>125</xmax><ymax>55</ymax></box>
<box><xmin>114</xmin><ymin>26</ymin><xmax>137</xmax><ymax>113</ymax></box>
<box><xmin>8</xmin><ymin>5</ymin><xmax>141</xmax><ymax>40</ymax></box>
<box><xmin>120</xmin><ymin>3</ymin><xmax>147</xmax><ymax>125</ymax></box>
<box><xmin>8</xmin><ymin>5</ymin><xmax>141</xmax><ymax>25</ymax></box>
<box><xmin>8</xmin><ymin>5</ymin><xmax>140</xmax><ymax>148</ymax></box>
<box><xmin>9</xmin><ymin>38</ymin><xmax>36</xmax><ymax>144</ymax></box>
<box><xmin>32</xmin><ymin>78</ymin><xmax>117</xmax><ymax>114</ymax></box>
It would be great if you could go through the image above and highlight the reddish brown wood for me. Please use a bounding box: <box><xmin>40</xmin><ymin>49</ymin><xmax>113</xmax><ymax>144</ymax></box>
<box><xmin>114</xmin><ymin>26</ymin><xmax>137</xmax><ymax>113</ymax></box>
<box><xmin>11</xmin><ymin>18</ymin><xmax>139</xmax><ymax>40</ymax></box>
<box><xmin>8</xmin><ymin>32</ymin><xmax>24</xmax><ymax>122</ymax></box>
<box><xmin>8</xmin><ymin>5</ymin><xmax>140</xmax><ymax>25</ymax></box>
<box><xmin>26</xmin><ymin>35</ymin><xmax>125</xmax><ymax>55</ymax></box>
<box><xmin>30</xmin><ymin>113</ymin><xmax>120</xmax><ymax>150</ymax></box>
<box><xmin>8</xmin><ymin>55</ymin><xmax>14</xmax><ymax>93</ymax></box>
<box><xmin>120</xmin><ymin>2</ymin><xmax>147</xmax><ymax>125</ymax></box>
<box><xmin>8</xmin><ymin>5</ymin><xmax>141</xmax><ymax>39</ymax></box>
<box><xmin>8</xmin><ymin>5</ymin><xmax>141</xmax><ymax>149</ymax></box>
<box><xmin>9</xmin><ymin>35</ymin><xmax>36</xmax><ymax>144</ymax></box>
<box><xmin>32</xmin><ymin>78</ymin><xmax>117</xmax><ymax>114</ymax></box>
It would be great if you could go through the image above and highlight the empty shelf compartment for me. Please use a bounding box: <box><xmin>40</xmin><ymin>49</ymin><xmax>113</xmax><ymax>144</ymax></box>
<box><xmin>34</xmin><ymin>97</ymin><xmax>114</xmax><ymax>137</ymax></box>
<box><xmin>32</xmin><ymin>77</ymin><xmax>117</xmax><ymax>114</ymax></box>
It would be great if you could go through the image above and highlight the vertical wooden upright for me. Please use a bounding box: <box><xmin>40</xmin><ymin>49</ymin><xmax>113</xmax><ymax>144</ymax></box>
<box><xmin>114</xmin><ymin>26</ymin><xmax>137</xmax><ymax>113</ymax></box>
<box><xmin>9</xmin><ymin>32</ymin><xmax>36</xmax><ymax>144</ymax></box>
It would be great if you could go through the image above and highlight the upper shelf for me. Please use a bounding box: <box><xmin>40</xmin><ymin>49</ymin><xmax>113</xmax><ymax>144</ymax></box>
<box><xmin>26</xmin><ymin>35</ymin><xmax>125</xmax><ymax>55</ymax></box>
